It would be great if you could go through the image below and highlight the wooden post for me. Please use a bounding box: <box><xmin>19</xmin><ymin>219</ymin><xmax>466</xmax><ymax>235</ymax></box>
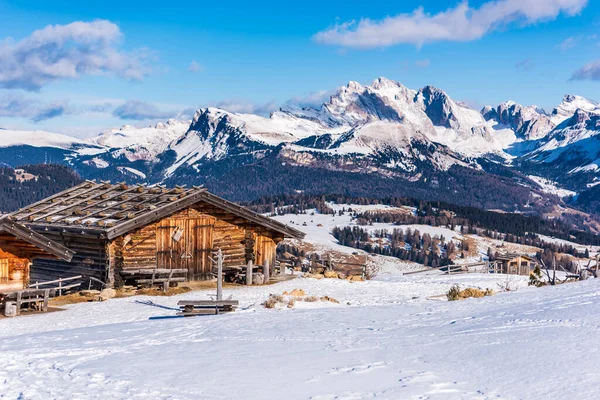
<box><xmin>217</xmin><ymin>248</ymin><xmax>223</xmax><ymax>301</ymax></box>
<box><xmin>16</xmin><ymin>291</ymin><xmax>22</xmax><ymax>316</ymax></box>
<box><xmin>246</xmin><ymin>260</ymin><xmax>253</xmax><ymax>286</ymax></box>
<box><xmin>263</xmin><ymin>259</ymin><xmax>270</xmax><ymax>284</ymax></box>
<box><xmin>43</xmin><ymin>289</ymin><xmax>49</xmax><ymax>312</ymax></box>
<box><xmin>280</xmin><ymin>262</ymin><xmax>286</xmax><ymax>276</ymax></box>
<box><xmin>58</xmin><ymin>278</ymin><xmax>62</xmax><ymax>297</ymax></box>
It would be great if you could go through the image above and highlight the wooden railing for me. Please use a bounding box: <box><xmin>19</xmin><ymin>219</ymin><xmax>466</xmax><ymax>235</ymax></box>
<box><xmin>28</xmin><ymin>275</ymin><xmax>83</xmax><ymax>296</ymax></box>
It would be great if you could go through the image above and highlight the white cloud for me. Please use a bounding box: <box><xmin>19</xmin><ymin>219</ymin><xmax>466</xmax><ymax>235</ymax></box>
<box><xmin>188</xmin><ymin>60</ymin><xmax>202</xmax><ymax>73</ymax></box>
<box><xmin>112</xmin><ymin>100</ymin><xmax>176</xmax><ymax>120</ymax></box>
<box><xmin>559</xmin><ymin>36</ymin><xmax>578</xmax><ymax>51</ymax></box>
<box><xmin>0</xmin><ymin>20</ymin><xmax>151</xmax><ymax>90</ymax></box>
<box><xmin>314</xmin><ymin>0</ymin><xmax>588</xmax><ymax>48</ymax></box>
<box><xmin>414</xmin><ymin>59</ymin><xmax>430</xmax><ymax>68</ymax></box>
<box><xmin>0</xmin><ymin>93</ymin><xmax>69</xmax><ymax>122</ymax></box>
<box><xmin>285</xmin><ymin>90</ymin><xmax>333</xmax><ymax>109</ymax></box>
<box><xmin>515</xmin><ymin>58</ymin><xmax>535</xmax><ymax>70</ymax></box>
<box><xmin>214</xmin><ymin>99</ymin><xmax>278</xmax><ymax>115</ymax></box>
<box><xmin>558</xmin><ymin>34</ymin><xmax>598</xmax><ymax>51</ymax></box>
<box><xmin>571</xmin><ymin>60</ymin><xmax>600</xmax><ymax>81</ymax></box>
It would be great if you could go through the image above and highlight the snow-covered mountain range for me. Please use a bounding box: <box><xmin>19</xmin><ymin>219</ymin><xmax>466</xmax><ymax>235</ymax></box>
<box><xmin>2</xmin><ymin>77</ymin><xmax>600</xmax><ymax>213</ymax></box>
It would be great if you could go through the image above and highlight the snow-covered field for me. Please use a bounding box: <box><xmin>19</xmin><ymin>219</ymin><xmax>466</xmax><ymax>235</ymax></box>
<box><xmin>3</xmin><ymin>204</ymin><xmax>599</xmax><ymax>399</ymax></box>
<box><xmin>3</xmin><ymin>272</ymin><xmax>600</xmax><ymax>399</ymax></box>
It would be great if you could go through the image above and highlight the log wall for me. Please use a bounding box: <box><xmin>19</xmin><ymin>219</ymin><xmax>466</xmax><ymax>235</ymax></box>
<box><xmin>27</xmin><ymin>201</ymin><xmax>287</xmax><ymax>287</ymax></box>
<box><xmin>29</xmin><ymin>230</ymin><xmax>108</xmax><ymax>284</ymax></box>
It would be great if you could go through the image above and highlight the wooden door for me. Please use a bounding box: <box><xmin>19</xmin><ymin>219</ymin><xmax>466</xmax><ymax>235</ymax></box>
<box><xmin>0</xmin><ymin>259</ymin><xmax>8</xmax><ymax>283</ymax></box>
<box><xmin>156</xmin><ymin>217</ymin><xmax>215</xmax><ymax>281</ymax></box>
<box><xmin>193</xmin><ymin>216</ymin><xmax>215</xmax><ymax>280</ymax></box>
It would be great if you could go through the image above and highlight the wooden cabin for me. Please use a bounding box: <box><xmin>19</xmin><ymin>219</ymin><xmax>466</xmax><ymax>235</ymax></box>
<box><xmin>0</xmin><ymin>218</ymin><xmax>74</xmax><ymax>292</ymax></box>
<box><xmin>8</xmin><ymin>182</ymin><xmax>304</xmax><ymax>288</ymax></box>
<box><xmin>493</xmin><ymin>253</ymin><xmax>535</xmax><ymax>276</ymax></box>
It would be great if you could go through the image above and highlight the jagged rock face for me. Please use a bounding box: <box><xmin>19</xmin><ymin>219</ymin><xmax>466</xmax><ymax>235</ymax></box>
<box><xmin>551</xmin><ymin>94</ymin><xmax>600</xmax><ymax>125</ymax></box>
<box><xmin>320</xmin><ymin>80</ymin><xmax>404</xmax><ymax>126</ymax></box>
<box><xmin>172</xmin><ymin>109</ymin><xmax>269</xmax><ymax>164</ymax></box>
<box><xmin>481</xmin><ymin>105</ymin><xmax>498</xmax><ymax>121</ymax></box>
<box><xmin>492</xmin><ymin>102</ymin><xmax>554</xmax><ymax>140</ymax></box>
<box><xmin>416</xmin><ymin>86</ymin><xmax>458</xmax><ymax>129</ymax></box>
<box><xmin>6</xmin><ymin>77</ymin><xmax>600</xmax><ymax>202</ymax></box>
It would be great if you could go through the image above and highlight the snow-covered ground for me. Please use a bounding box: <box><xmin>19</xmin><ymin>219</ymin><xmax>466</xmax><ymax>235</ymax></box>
<box><xmin>3</xmin><ymin>203</ymin><xmax>599</xmax><ymax>399</ymax></box>
<box><xmin>527</xmin><ymin>175</ymin><xmax>577</xmax><ymax>198</ymax></box>
<box><xmin>271</xmin><ymin>203</ymin><xmax>541</xmax><ymax>267</ymax></box>
<box><xmin>3</xmin><ymin>272</ymin><xmax>600</xmax><ymax>399</ymax></box>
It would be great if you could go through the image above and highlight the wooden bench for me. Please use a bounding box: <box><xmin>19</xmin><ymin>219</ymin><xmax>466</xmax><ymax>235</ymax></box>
<box><xmin>176</xmin><ymin>300</ymin><xmax>239</xmax><ymax>316</ymax></box>
<box><xmin>2</xmin><ymin>288</ymin><xmax>52</xmax><ymax>315</ymax></box>
<box><xmin>121</xmin><ymin>268</ymin><xmax>188</xmax><ymax>291</ymax></box>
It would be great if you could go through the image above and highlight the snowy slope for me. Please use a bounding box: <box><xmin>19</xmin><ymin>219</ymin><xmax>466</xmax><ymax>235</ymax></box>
<box><xmin>0</xmin><ymin>129</ymin><xmax>93</xmax><ymax>150</ymax></box>
<box><xmin>5</xmin><ymin>269</ymin><xmax>600</xmax><ymax>399</ymax></box>
<box><xmin>4</xmin><ymin>78</ymin><xmax>600</xmax><ymax>199</ymax></box>
<box><xmin>550</xmin><ymin>94</ymin><xmax>600</xmax><ymax>125</ymax></box>
<box><xmin>92</xmin><ymin>119</ymin><xmax>189</xmax><ymax>161</ymax></box>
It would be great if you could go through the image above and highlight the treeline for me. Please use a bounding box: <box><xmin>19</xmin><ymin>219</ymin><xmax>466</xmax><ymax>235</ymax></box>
<box><xmin>247</xmin><ymin>193</ymin><xmax>600</xmax><ymax>246</ymax></box>
<box><xmin>0</xmin><ymin>164</ymin><xmax>82</xmax><ymax>212</ymax></box>
<box><xmin>535</xmin><ymin>248</ymin><xmax>579</xmax><ymax>273</ymax></box>
<box><xmin>253</xmin><ymin>195</ymin><xmax>336</xmax><ymax>216</ymax></box>
<box><xmin>361</xmin><ymin>211</ymin><xmax>592</xmax><ymax>256</ymax></box>
<box><xmin>332</xmin><ymin>226</ymin><xmax>454</xmax><ymax>268</ymax></box>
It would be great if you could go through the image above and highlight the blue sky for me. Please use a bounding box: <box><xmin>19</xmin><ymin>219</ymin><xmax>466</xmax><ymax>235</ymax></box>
<box><xmin>0</xmin><ymin>0</ymin><xmax>599</xmax><ymax>137</ymax></box>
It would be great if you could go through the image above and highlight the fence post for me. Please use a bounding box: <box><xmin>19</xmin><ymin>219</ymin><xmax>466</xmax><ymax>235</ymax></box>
<box><xmin>263</xmin><ymin>259</ymin><xmax>270</xmax><ymax>284</ymax></box>
<box><xmin>58</xmin><ymin>278</ymin><xmax>62</xmax><ymax>297</ymax></box>
<box><xmin>16</xmin><ymin>291</ymin><xmax>22</xmax><ymax>316</ymax></box>
<box><xmin>217</xmin><ymin>248</ymin><xmax>223</xmax><ymax>301</ymax></box>
<box><xmin>43</xmin><ymin>289</ymin><xmax>49</xmax><ymax>312</ymax></box>
<box><xmin>246</xmin><ymin>260</ymin><xmax>253</xmax><ymax>286</ymax></box>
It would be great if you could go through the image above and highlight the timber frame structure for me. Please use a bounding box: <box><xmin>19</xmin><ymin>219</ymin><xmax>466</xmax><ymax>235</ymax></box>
<box><xmin>0</xmin><ymin>218</ymin><xmax>74</xmax><ymax>291</ymax></box>
<box><xmin>493</xmin><ymin>253</ymin><xmax>535</xmax><ymax>276</ymax></box>
<box><xmin>8</xmin><ymin>181</ymin><xmax>304</xmax><ymax>287</ymax></box>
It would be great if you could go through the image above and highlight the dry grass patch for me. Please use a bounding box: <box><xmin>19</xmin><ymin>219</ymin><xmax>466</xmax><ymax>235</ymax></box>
<box><xmin>320</xmin><ymin>296</ymin><xmax>340</xmax><ymax>304</ymax></box>
<box><xmin>447</xmin><ymin>285</ymin><xmax>494</xmax><ymax>301</ymax></box>
<box><xmin>49</xmin><ymin>293</ymin><xmax>93</xmax><ymax>306</ymax></box>
<box><xmin>264</xmin><ymin>294</ymin><xmax>286</xmax><ymax>309</ymax></box>
<box><xmin>264</xmin><ymin>291</ymin><xmax>341</xmax><ymax>309</ymax></box>
<box><xmin>283</xmin><ymin>288</ymin><xmax>305</xmax><ymax>297</ymax></box>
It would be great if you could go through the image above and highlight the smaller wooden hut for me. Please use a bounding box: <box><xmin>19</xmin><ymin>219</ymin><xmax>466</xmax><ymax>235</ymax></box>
<box><xmin>493</xmin><ymin>253</ymin><xmax>535</xmax><ymax>276</ymax></box>
<box><xmin>0</xmin><ymin>217</ymin><xmax>74</xmax><ymax>291</ymax></box>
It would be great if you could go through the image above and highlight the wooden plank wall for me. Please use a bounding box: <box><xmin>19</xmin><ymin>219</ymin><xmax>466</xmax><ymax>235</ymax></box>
<box><xmin>29</xmin><ymin>231</ymin><xmax>108</xmax><ymax>284</ymax></box>
<box><xmin>29</xmin><ymin>203</ymin><xmax>287</xmax><ymax>287</ymax></box>
<box><xmin>114</xmin><ymin>209</ymin><xmax>218</xmax><ymax>281</ymax></box>
<box><xmin>119</xmin><ymin>224</ymin><xmax>158</xmax><ymax>271</ymax></box>
<box><xmin>254</xmin><ymin>235</ymin><xmax>277</xmax><ymax>272</ymax></box>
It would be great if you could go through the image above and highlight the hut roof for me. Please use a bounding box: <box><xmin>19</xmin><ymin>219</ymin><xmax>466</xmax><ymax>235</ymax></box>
<box><xmin>8</xmin><ymin>182</ymin><xmax>305</xmax><ymax>240</ymax></box>
<box><xmin>0</xmin><ymin>217</ymin><xmax>74</xmax><ymax>261</ymax></box>
<box><xmin>495</xmin><ymin>253</ymin><xmax>535</xmax><ymax>262</ymax></box>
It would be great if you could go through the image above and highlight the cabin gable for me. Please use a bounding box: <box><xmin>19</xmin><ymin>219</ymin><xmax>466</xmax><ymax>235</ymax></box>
<box><xmin>109</xmin><ymin>203</ymin><xmax>286</xmax><ymax>286</ymax></box>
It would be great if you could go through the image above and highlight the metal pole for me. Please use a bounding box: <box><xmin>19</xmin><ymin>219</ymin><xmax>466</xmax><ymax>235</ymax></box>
<box><xmin>217</xmin><ymin>248</ymin><xmax>223</xmax><ymax>300</ymax></box>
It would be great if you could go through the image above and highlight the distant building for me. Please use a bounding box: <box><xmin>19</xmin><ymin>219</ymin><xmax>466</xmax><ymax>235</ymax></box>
<box><xmin>493</xmin><ymin>253</ymin><xmax>535</xmax><ymax>275</ymax></box>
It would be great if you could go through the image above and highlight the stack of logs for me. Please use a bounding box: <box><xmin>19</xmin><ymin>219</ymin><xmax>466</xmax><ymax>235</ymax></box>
<box><xmin>312</xmin><ymin>254</ymin><xmax>366</xmax><ymax>281</ymax></box>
